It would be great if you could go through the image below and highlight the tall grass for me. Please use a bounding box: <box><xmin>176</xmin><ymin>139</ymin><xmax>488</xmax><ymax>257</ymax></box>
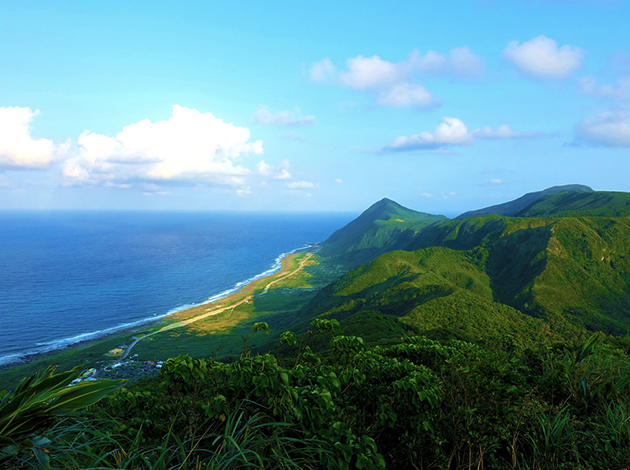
<box><xmin>5</xmin><ymin>406</ymin><xmax>330</xmax><ymax>469</ymax></box>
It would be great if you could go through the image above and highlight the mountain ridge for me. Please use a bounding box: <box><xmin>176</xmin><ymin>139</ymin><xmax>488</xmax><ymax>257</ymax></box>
<box><xmin>457</xmin><ymin>184</ymin><xmax>594</xmax><ymax>218</ymax></box>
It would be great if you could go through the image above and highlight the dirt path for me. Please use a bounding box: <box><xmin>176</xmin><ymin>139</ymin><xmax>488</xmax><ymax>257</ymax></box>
<box><xmin>262</xmin><ymin>252</ymin><xmax>313</xmax><ymax>293</ymax></box>
<box><xmin>119</xmin><ymin>253</ymin><xmax>313</xmax><ymax>360</ymax></box>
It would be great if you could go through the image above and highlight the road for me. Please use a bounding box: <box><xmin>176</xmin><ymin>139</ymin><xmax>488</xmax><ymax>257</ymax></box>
<box><xmin>119</xmin><ymin>252</ymin><xmax>313</xmax><ymax>360</ymax></box>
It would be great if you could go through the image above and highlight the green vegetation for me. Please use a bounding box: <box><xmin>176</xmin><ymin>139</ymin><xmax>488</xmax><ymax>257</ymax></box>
<box><xmin>319</xmin><ymin>197</ymin><xmax>447</xmax><ymax>268</ymax></box>
<box><xmin>517</xmin><ymin>190</ymin><xmax>630</xmax><ymax>217</ymax></box>
<box><xmin>4</xmin><ymin>324</ymin><xmax>630</xmax><ymax>469</ymax></box>
<box><xmin>457</xmin><ymin>184</ymin><xmax>594</xmax><ymax>218</ymax></box>
<box><xmin>4</xmin><ymin>186</ymin><xmax>630</xmax><ymax>468</ymax></box>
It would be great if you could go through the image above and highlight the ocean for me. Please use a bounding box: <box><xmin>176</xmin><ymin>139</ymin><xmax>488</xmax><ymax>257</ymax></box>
<box><xmin>0</xmin><ymin>211</ymin><xmax>353</xmax><ymax>365</ymax></box>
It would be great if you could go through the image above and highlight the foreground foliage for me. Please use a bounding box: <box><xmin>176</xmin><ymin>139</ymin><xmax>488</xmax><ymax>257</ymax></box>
<box><xmin>3</xmin><ymin>320</ymin><xmax>630</xmax><ymax>469</ymax></box>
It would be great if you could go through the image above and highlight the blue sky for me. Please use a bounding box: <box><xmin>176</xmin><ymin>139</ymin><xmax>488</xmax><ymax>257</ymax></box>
<box><xmin>1</xmin><ymin>0</ymin><xmax>629</xmax><ymax>215</ymax></box>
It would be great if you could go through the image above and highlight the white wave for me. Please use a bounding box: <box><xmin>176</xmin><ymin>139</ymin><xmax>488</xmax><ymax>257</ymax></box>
<box><xmin>0</xmin><ymin>243</ymin><xmax>322</xmax><ymax>367</ymax></box>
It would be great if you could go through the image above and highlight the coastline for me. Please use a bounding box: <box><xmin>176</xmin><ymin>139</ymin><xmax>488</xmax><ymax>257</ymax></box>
<box><xmin>0</xmin><ymin>246</ymin><xmax>318</xmax><ymax>374</ymax></box>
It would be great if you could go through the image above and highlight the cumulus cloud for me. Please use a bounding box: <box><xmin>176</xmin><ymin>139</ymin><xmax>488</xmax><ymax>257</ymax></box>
<box><xmin>309</xmin><ymin>58</ymin><xmax>337</xmax><ymax>83</ymax></box>
<box><xmin>410</xmin><ymin>47</ymin><xmax>484</xmax><ymax>77</ymax></box>
<box><xmin>256</xmin><ymin>160</ymin><xmax>292</xmax><ymax>180</ymax></box>
<box><xmin>308</xmin><ymin>47</ymin><xmax>483</xmax><ymax>109</ymax></box>
<box><xmin>576</xmin><ymin>109</ymin><xmax>630</xmax><ymax>147</ymax></box>
<box><xmin>286</xmin><ymin>181</ymin><xmax>317</xmax><ymax>190</ymax></box>
<box><xmin>386</xmin><ymin>117</ymin><xmax>473</xmax><ymax>151</ymax></box>
<box><xmin>473</xmin><ymin>124</ymin><xmax>543</xmax><ymax>139</ymax></box>
<box><xmin>338</xmin><ymin>54</ymin><xmax>437</xmax><ymax>109</ymax></box>
<box><xmin>578</xmin><ymin>75</ymin><xmax>630</xmax><ymax>100</ymax></box>
<box><xmin>340</xmin><ymin>55</ymin><xmax>404</xmax><ymax>90</ymax></box>
<box><xmin>502</xmin><ymin>35</ymin><xmax>584</xmax><ymax>79</ymax></box>
<box><xmin>254</xmin><ymin>106</ymin><xmax>315</xmax><ymax>126</ymax></box>
<box><xmin>386</xmin><ymin>119</ymin><xmax>543</xmax><ymax>151</ymax></box>
<box><xmin>274</xmin><ymin>169</ymin><xmax>292</xmax><ymax>180</ymax></box>
<box><xmin>63</xmin><ymin>105</ymin><xmax>263</xmax><ymax>187</ymax></box>
<box><xmin>376</xmin><ymin>83</ymin><xmax>439</xmax><ymax>109</ymax></box>
<box><xmin>0</xmin><ymin>106</ymin><xmax>55</xmax><ymax>169</ymax></box>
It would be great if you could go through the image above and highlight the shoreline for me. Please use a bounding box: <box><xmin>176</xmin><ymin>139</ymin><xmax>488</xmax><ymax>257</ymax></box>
<box><xmin>0</xmin><ymin>246</ymin><xmax>318</xmax><ymax>373</ymax></box>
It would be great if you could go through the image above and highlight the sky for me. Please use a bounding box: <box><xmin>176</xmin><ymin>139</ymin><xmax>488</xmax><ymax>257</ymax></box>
<box><xmin>1</xmin><ymin>0</ymin><xmax>629</xmax><ymax>216</ymax></box>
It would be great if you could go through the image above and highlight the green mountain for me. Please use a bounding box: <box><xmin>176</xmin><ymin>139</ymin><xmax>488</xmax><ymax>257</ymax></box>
<box><xmin>305</xmin><ymin>188</ymin><xmax>630</xmax><ymax>343</ymax></box>
<box><xmin>318</xmin><ymin>197</ymin><xmax>446</xmax><ymax>268</ymax></box>
<box><xmin>404</xmin><ymin>213</ymin><xmax>630</xmax><ymax>335</ymax></box>
<box><xmin>516</xmin><ymin>190</ymin><xmax>630</xmax><ymax>217</ymax></box>
<box><xmin>299</xmin><ymin>246</ymin><xmax>561</xmax><ymax>346</ymax></box>
<box><xmin>457</xmin><ymin>184</ymin><xmax>593</xmax><ymax>218</ymax></box>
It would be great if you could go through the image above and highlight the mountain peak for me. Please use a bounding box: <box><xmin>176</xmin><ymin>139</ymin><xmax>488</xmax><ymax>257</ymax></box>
<box><xmin>319</xmin><ymin>198</ymin><xmax>446</xmax><ymax>267</ymax></box>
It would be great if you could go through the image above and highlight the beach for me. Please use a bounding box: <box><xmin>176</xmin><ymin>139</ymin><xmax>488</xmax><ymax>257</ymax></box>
<box><xmin>0</xmin><ymin>250</ymin><xmax>318</xmax><ymax>385</ymax></box>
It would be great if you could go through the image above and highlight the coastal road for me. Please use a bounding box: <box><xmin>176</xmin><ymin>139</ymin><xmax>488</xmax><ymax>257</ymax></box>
<box><xmin>262</xmin><ymin>252</ymin><xmax>313</xmax><ymax>293</ymax></box>
<box><xmin>119</xmin><ymin>252</ymin><xmax>313</xmax><ymax>360</ymax></box>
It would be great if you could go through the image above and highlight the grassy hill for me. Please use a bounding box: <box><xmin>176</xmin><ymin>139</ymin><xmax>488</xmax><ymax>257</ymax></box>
<box><xmin>516</xmin><ymin>190</ymin><xmax>630</xmax><ymax>217</ymax></box>
<box><xmin>404</xmin><ymin>211</ymin><xmax>630</xmax><ymax>335</ymax></box>
<box><xmin>297</xmin><ymin>247</ymin><xmax>561</xmax><ymax>347</ymax></box>
<box><xmin>457</xmin><ymin>184</ymin><xmax>593</xmax><ymax>218</ymax></box>
<box><xmin>318</xmin><ymin>197</ymin><xmax>446</xmax><ymax>268</ymax></box>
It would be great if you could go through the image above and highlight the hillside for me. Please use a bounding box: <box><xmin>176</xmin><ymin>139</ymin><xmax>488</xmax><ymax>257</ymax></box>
<box><xmin>5</xmin><ymin>187</ymin><xmax>630</xmax><ymax>470</ymax></box>
<box><xmin>516</xmin><ymin>190</ymin><xmax>630</xmax><ymax>217</ymax></box>
<box><xmin>402</xmin><ymin>212</ymin><xmax>630</xmax><ymax>335</ymax></box>
<box><xmin>306</xmin><ymin>188</ymin><xmax>630</xmax><ymax>340</ymax></box>
<box><xmin>298</xmin><ymin>247</ymin><xmax>562</xmax><ymax>347</ymax></box>
<box><xmin>318</xmin><ymin>197</ymin><xmax>446</xmax><ymax>268</ymax></box>
<box><xmin>457</xmin><ymin>184</ymin><xmax>593</xmax><ymax>218</ymax></box>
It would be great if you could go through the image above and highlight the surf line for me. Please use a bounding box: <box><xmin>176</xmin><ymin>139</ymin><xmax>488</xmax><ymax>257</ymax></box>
<box><xmin>119</xmin><ymin>252</ymin><xmax>315</xmax><ymax>360</ymax></box>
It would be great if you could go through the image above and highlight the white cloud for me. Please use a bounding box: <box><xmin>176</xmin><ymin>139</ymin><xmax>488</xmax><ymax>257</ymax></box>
<box><xmin>376</xmin><ymin>83</ymin><xmax>439</xmax><ymax>109</ymax></box>
<box><xmin>273</xmin><ymin>169</ymin><xmax>292</xmax><ymax>180</ymax></box>
<box><xmin>578</xmin><ymin>75</ymin><xmax>630</xmax><ymax>100</ymax></box>
<box><xmin>386</xmin><ymin>119</ymin><xmax>543</xmax><ymax>151</ymax></box>
<box><xmin>502</xmin><ymin>35</ymin><xmax>584</xmax><ymax>79</ymax></box>
<box><xmin>340</xmin><ymin>55</ymin><xmax>405</xmax><ymax>90</ymax></box>
<box><xmin>286</xmin><ymin>181</ymin><xmax>317</xmax><ymax>190</ymax></box>
<box><xmin>336</xmin><ymin>49</ymin><xmax>484</xmax><ymax>89</ymax></box>
<box><xmin>337</xmin><ymin>55</ymin><xmax>438</xmax><ymax>109</ymax></box>
<box><xmin>386</xmin><ymin>117</ymin><xmax>473</xmax><ymax>151</ymax></box>
<box><xmin>256</xmin><ymin>160</ymin><xmax>292</xmax><ymax>180</ymax></box>
<box><xmin>309</xmin><ymin>58</ymin><xmax>337</xmax><ymax>83</ymax></box>
<box><xmin>335</xmin><ymin>179</ymin><xmax>343</xmax><ymax>184</ymax></box>
<box><xmin>479</xmin><ymin>179</ymin><xmax>506</xmax><ymax>187</ymax></box>
<box><xmin>410</xmin><ymin>47</ymin><xmax>484</xmax><ymax>77</ymax></box>
<box><xmin>63</xmin><ymin>105</ymin><xmax>263</xmax><ymax>186</ymax></box>
<box><xmin>577</xmin><ymin>109</ymin><xmax>630</xmax><ymax>147</ymax></box>
<box><xmin>0</xmin><ymin>106</ymin><xmax>55</xmax><ymax>169</ymax></box>
<box><xmin>309</xmin><ymin>47</ymin><xmax>483</xmax><ymax>109</ymax></box>
<box><xmin>256</xmin><ymin>160</ymin><xmax>272</xmax><ymax>176</ymax></box>
<box><xmin>448</xmin><ymin>47</ymin><xmax>485</xmax><ymax>77</ymax></box>
<box><xmin>254</xmin><ymin>106</ymin><xmax>315</xmax><ymax>126</ymax></box>
<box><xmin>473</xmin><ymin>124</ymin><xmax>542</xmax><ymax>139</ymax></box>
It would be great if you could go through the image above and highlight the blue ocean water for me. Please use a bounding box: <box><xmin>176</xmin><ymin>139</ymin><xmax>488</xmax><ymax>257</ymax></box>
<box><xmin>0</xmin><ymin>211</ymin><xmax>353</xmax><ymax>365</ymax></box>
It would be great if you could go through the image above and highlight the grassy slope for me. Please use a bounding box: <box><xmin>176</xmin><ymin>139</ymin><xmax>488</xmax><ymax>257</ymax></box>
<box><xmin>404</xmin><ymin>210</ymin><xmax>630</xmax><ymax>336</ymax></box>
<box><xmin>456</xmin><ymin>184</ymin><xmax>593</xmax><ymax>218</ymax></box>
<box><xmin>517</xmin><ymin>190</ymin><xmax>630</xmax><ymax>217</ymax></box>
<box><xmin>297</xmin><ymin>248</ymin><xmax>557</xmax><ymax>348</ymax></box>
<box><xmin>318</xmin><ymin>197</ymin><xmax>447</xmax><ymax>268</ymax></box>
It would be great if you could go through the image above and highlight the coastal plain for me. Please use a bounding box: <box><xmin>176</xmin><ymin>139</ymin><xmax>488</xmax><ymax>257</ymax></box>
<box><xmin>0</xmin><ymin>251</ymin><xmax>330</xmax><ymax>389</ymax></box>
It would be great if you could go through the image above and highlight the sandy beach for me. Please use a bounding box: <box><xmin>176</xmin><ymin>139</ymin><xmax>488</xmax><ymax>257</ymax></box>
<box><xmin>0</xmin><ymin>250</ymin><xmax>316</xmax><ymax>374</ymax></box>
